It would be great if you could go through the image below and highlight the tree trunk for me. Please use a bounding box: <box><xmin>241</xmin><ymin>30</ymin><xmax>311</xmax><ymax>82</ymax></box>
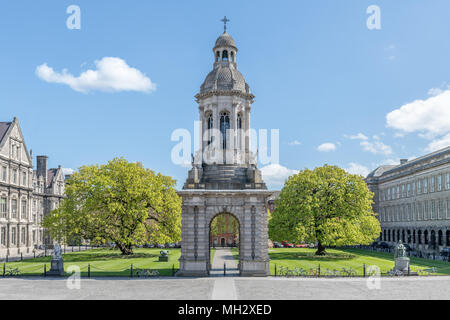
<box><xmin>116</xmin><ymin>242</ymin><xmax>133</xmax><ymax>255</ymax></box>
<box><xmin>315</xmin><ymin>241</ymin><xmax>327</xmax><ymax>256</ymax></box>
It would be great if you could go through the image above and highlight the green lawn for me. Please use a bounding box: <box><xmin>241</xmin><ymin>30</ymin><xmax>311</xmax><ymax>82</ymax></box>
<box><xmin>2</xmin><ymin>248</ymin><xmax>181</xmax><ymax>277</ymax></box>
<box><xmin>267</xmin><ymin>248</ymin><xmax>450</xmax><ymax>276</ymax></box>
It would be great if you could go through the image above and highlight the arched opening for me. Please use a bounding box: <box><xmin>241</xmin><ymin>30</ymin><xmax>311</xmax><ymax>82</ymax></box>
<box><xmin>220</xmin><ymin>112</ymin><xmax>230</xmax><ymax>149</ymax></box>
<box><xmin>230</xmin><ymin>51</ymin><xmax>235</xmax><ymax>62</ymax></box>
<box><xmin>222</xmin><ymin>50</ymin><xmax>229</xmax><ymax>61</ymax></box>
<box><xmin>237</xmin><ymin>113</ymin><xmax>242</xmax><ymax>149</ymax></box>
<box><xmin>438</xmin><ymin>230</ymin><xmax>443</xmax><ymax>246</ymax></box>
<box><xmin>418</xmin><ymin>230</ymin><xmax>422</xmax><ymax>244</ymax></box>
<box><xmin>216</xmin><ymin>51</ymin><xmax>220</xmax><ymax>62</ymax></box>
<box><xmin>207</xmin><ymin>113</ymin><xmax>213</xmax><ymax>145</ymax></box>
<box><xmin>424</xmin><ymin>230</ymin><xmax>429</xmax><ymax>245</ymax></box>
<box><xmin>209</xmin><ymin>213</ymin><xmax>240</xmax><ymax>276</ymax></box>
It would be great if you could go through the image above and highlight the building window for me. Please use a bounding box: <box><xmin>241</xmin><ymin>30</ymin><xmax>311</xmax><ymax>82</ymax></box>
<box><xmin>397</xmin><ymin>186</ymin><xmax>400</xmax><ymax>199</ymax></box>
<box><xmin>417</xmin><ymin>202</ymin><xmax>422</xmax><ymax>220</ymax></box>
<box><xmin>424</xmin><ymin>201</ymin><xmax>429</xmax><ymax>220</ymax></box>
<box><xmin>12</xmin><ymin>169</ymin><xmax>17</xmax><ymax>184</ymax></box>
<box><xmin>21</xmin><ymin>227</ymin><xmax>26</xmax><ymax>244</ymax></box>
<box><xmin>438</xmin><ymin>175</ymin><xmax>442</xmax><ymax>191</ymax></box>
<box><xmin>0</xmin><ymin>197</ymin><xmax>6</xmax><ymax>218</ymax></box>
<box><xmin>430</xmin><ymin>177</ymin><xmax>435</xmax><ymax>192</ymax></box>
<box><xmin>407</xmin><ymin>184</ymin><xmax>411</xmax><ymax>197</ymax></box>
<box><xmin>438</xmin><ymin>200</ymin><xmax>443</xmax><ymax>219</ymax></box>
<box><xmin>22</xmin><ymin>172</ymin><xmax>27</xmax><ymax>186</ymax></box>
<box><xmin>446</xmin><ymin>173</ymin><xmax>450</xmax><ymax>190</ymax></box>
<box><xmin>1</xmin><ymin>166</ymin><xmax>6</xmax><ymax>182</ymax></box>
<box><xmin>401</xmin><ymin>185</ymin><xmax>406</xmax><ymax>198</ymax></box>
<box><xmin>0</xmin><ymin>227</ymin><xmax>5</xmax><ymax>245</ymax></box>
<box><xmin>423</xmin><ymin>178</ymin><xmax>428</xmax><ymax>193</ymax></box>
<box><xmin>21</xmin><ymin>200</ymin><xmax>27</xmax><ymax>219</ymax></box>
<box><xmin>387</xmin><ymin>188</ymin><xmax>391</xmax><ymax>200</ymax></box>
<box><xmin>11</xmin><ymin>199</ymin><xmax>17</xmax><ymax>218</ymax></box>
<box><xmin>431</xmin><ymin>200</ymin><xmax>435</xmax><ymax>219</ymax></box>
<box><xmin>11</xmin><ymin>227</ymin><xmax>16</xmax><ymax>245</ymax></box>
<box><xmin>417</xmin><ymin>180</ymin><xmax>422</xmax><ymax>194</ymax></box>
<box><xmin>447</xmin><ymin>200</ymin><xmax>450</xmax><ymax>219</ymax></box>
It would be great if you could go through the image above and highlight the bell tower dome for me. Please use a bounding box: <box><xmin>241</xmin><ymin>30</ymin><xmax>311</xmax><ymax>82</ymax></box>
<box><xmin>183</xmin><ymin>21</ymin><xmax>266</xmax><ymax>190</ymax></box>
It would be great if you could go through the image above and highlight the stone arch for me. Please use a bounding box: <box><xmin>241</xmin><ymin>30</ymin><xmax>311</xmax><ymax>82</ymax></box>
<box><xmin>207</xmin><ymin>208</ymin><xmax>242</xmax><ymax>271</ymax></box>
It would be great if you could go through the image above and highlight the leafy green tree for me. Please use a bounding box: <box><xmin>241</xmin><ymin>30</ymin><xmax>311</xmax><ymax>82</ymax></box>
<box><xmin>269</xmin><ymin>165</ymin><xmax>380</xmax><ymax>255</ymax></box>
<box><xmin>43</xmin><ymin>158</ymin><xmax>181</xmax><ymax>255</ymax></box>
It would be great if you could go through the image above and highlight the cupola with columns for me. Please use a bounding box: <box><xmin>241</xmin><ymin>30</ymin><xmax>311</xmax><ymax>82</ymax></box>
<box><xmin>184</xmin><ymin>18</ymin><xmax>266</xmax><ymax>190</ymax></box>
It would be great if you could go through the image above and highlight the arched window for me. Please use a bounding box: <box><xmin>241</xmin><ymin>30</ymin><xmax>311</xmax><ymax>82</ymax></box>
<box><xmin>438</xmin><ymin>230</ymin><xmax>443</xmax><ymax>246</ymax></box>
<box><xmin>424</xmin><ymin>230</ymin><xmax>429</xmax><ymax>244</ymax></box>
<box><xmin>222</xmin><ymin>50</ymin><xmax>228</xmax><ymax>61</ymax></box>
<box><xmin>207</xmin><ymin>113</ymin><xmax>213</xmax><ymax>145</ymax></box>
<box><xmin>220</xmin><ymin>112</ymin><xmax>230</xmax><ymax>149</ymax></box>
<box><xmin>237</xmin><ymin>113</ymin><xmax>242</xmax><ymax>149</ymax></box>
<box><xmin>418</xmin><ymin>230</ymin><xmax>422</xmax><ymax>244</ymax></box>
<box><xmin>216</xmin><ymin>51</ymin><xmax>220</xmax><ymax>62</ymax></box>
<box><xmin>230</xmin><ymin>51</ymin><xmax>234</xmax><ymax>62</ymax></box>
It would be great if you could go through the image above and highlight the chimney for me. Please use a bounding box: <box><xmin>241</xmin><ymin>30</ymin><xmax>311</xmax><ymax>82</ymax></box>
<box><xmin>400</xmin><ymin>159</ymin><xmax>408</xmax><ymax>165</ymax></box>
<box><xmin>37</xmin><ymin>155</ymin><xmax>48</xmax><ymax>185</ymax></box>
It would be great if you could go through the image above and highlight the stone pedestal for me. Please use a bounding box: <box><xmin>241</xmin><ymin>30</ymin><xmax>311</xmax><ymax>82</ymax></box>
<box><xmin>394</xmin><ymin>257</ymin><xmax>410</xmax><ymax>272</ymax></box>
<box><xmin>47</xmin><ymin>259</ymin><xmax>64</xmax><ymax>276</ymax></box>
<box><xmin>240</xmin><ymin>260</ymin><xmax>270</xmax><ymax>277</ymax></box>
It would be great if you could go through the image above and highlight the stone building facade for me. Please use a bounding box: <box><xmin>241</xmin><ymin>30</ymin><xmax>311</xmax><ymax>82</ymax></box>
<box><xmin>0</xmin><ymin>117</ymin><xmax>65</xmax><ymax>258</ymax></box>
<box><xmin>177</xmin><ymin>30</ymin><xmax>272</xmax><ymax>276</ymax></box>
<box><xmin>366</xmin><ymin>147</ymin><xmax>450</xmax><ymax>256</ymax></box>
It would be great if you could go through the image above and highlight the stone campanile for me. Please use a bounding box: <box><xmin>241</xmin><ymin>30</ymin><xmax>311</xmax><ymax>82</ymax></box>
<box><xmin>177</xmin><ymin>22</ymin><xmax>271</xmax><ymax>277</ymax></box>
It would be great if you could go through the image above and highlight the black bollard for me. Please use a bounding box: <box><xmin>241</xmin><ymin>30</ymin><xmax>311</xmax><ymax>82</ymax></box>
<box><xmin>172</xmin><ymin>264</ymin><xmax>175</xmax><ymax>276</ymax></box>
<box><xmin>363</xmin><ymin>264</ymin><xmax>366</xmax><ymax>277</ymax></box>
<box><xmin>3</xmin><ymin>263</ymin><xmax>5</xmax><ymax>277</ymax></box>
<box><xmin>44</xmin><ymin>264</ymin><xmax>46</xmax><ymax>277</ymax></box>
<box><xmin>130</xmin><ymin>264</ymin><xmax>133</xmax><ymax>278</ymax></box>
<box><xmin>318</xmin><ymin>264</ymin><xmax>320</xmax><ymax>277</ymax></box>
<box><xmin>275</xmin><ymin>264</ymin><xmax>277</xmax><ymax>277</ymax></box>
<box><xmin>224</xmin><ymin>262</ymin><xmax>226</xmax><ymax>276</ymax></box>
<box><xmin>88</xmin><ymin>264</ymin><xmax>90</xmax><ymax>278</ymax></box>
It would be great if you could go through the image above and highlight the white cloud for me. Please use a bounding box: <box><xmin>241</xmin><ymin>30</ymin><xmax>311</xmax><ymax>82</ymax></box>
<box><xmin>360</xmin><ymin>140</ymin><xmax>392</xmax><ymax>156</ymax></box>
<box><xmin>36</xmin><ymin>57</ymin><xmax>156</xmax><ymax>93</ymax></box>
<box><xmin>317</xmin><ymin>143</ymin><xmax>336</xmax><ymax>152</ymax></box>
<box><xmin>425</xmin><ymin>133</ymin><xmax>450</xmax><ymax>152</ymax></box>
<box><xmin>260</xmin><ymin>164</ymin><xmax>298</xmax><ymax>188</ymax></box>
<box><xmin>288</xmin><ymin>140</ymin><xmax>301</xmax><ymax>146</ymax></box>
<box><xmin>62</xmin><ymin>168</ymin><xmax>75</xmax><ymax>176</ymax></box>
<box><xmin>386</xmin><ymin>89</ymin><xmax>450</xmax><ymax>137</ymax></box>
<box><xmin>345</xmin><ymin>163</ymin><xmax>370</xmax><ymax>177</ymax></box>
<box><xmin>345</xmin><ymin>133</ymin><xmax>368</xmax><ymax>141</ymax></box>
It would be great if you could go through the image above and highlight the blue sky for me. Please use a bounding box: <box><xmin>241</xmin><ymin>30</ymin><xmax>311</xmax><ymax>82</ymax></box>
<box><xmin>2</xmin><ymin>0</ymin><xmax>450</xmax><ymax>189</ymax></box>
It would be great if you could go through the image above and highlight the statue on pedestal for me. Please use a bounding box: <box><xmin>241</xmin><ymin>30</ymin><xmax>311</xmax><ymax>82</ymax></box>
<box><xmin>47</xmin><ymin>243</ymin><xmax>65</xmax><ymax>276</ymax></box>
<box><xmin>393</xmin><ymin>241</ymin><xmax>410</xmax><ymax>273</ymax></box>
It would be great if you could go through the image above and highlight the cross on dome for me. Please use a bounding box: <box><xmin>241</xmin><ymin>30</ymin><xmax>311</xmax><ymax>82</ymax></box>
<box><xmin>221</xmin><ymin>16</ymin><xmax>230</xmax><ymax>33</ymax></box>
